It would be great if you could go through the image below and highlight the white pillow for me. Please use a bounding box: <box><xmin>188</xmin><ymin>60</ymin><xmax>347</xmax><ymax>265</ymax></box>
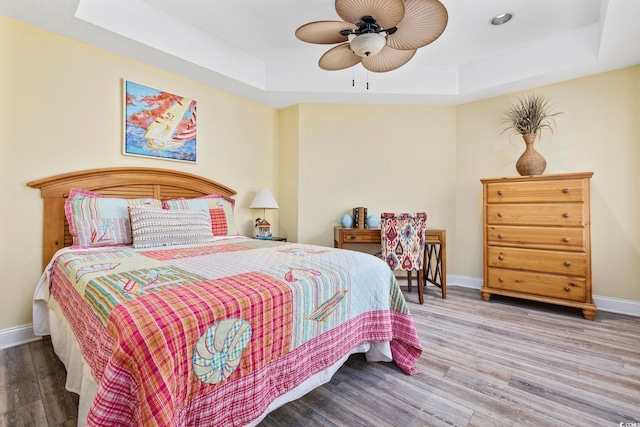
<box><xmin>129</xmin><ymin>206</ymin><xmax>215</xmax><ymax>249</ymax></box>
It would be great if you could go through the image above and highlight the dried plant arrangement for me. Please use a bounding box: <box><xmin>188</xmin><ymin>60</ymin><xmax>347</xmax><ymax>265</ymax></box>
<box><xmin>501</xmin><ymin>93</ymin><xmax>562</xmax><ymax>137</ymax></box>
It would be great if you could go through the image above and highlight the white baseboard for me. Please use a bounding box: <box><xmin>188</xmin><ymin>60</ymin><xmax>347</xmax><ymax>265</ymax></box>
<box><xmin>0</xmin><ymin>323</ymin><xmax>40</xmax><ymax>350</ymax></box>
<box><xmin>447</xmin><ymin>274</ymin><xmax>483</xmax><ymax>289</ymax></box>
<box><xmin>591</xmin><ymin>295</ymin><xmax>640</xmax><ymax>317</ymax></box>
<box><xmin>420</xmin><ymin>274</ymin><xmax>640</xmax><ymax>317</ymax></box>
<box><xmin>1</xmin><ymin>277</ymin><xmax>638</xmax><ymax>350</ymax></box>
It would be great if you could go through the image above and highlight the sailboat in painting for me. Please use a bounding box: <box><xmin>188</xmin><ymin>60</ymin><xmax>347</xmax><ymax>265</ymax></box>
<box><xmin>143</xmin><ymin>98</ymin><xmax>196</xmax><ymax>149</ymax></box>
<box><xmin>124</xmin><ymin>80</ymin><xmax>197</xmax><ymax>162</ymax></box>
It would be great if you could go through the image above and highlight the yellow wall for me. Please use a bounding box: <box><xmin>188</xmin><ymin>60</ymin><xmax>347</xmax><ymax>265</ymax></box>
<box><xmin>289</xmin><ymin>69</ymin><xmax>640</xmax><ymax>303</ymax></box>
<box><xmin>0</xmin><ymin>17</ymin><xmax>279</xmax><ymax>330</ymax></box>
<box><xmin>293</xmin><ymin>104</ymin><xmax>457</xmax><ymax>250</ymax></box>
<box><xmin>1</xmin><ymin>17</ymin><xmax>639</xmax><ymax>333</ymax></box>
<box><xmin>278</xmin><ymin>105</ymin><xmax>300</xmax><ymax>243</ymax></box>
<box><xmin>456</xmin><ymin>67</ymin><xmax>640</xmax><ymax>300</ymax></box>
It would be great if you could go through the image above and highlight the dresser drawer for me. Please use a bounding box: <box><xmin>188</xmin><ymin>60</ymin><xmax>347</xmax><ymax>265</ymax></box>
<box><xmin>487</xmin><ymin>268</ymin><xmax>586</xmax><ymax>302</ymax></box>
<box><xmin>487</xmin><ymin>226</ymin><xmax>585</xmax><ymax>251</ymax></box>
<box><xmin>487</xmin><ymin>246</ymin><xmax>586</xmax><ymax>276</ymax></box>
<box><xmin>486</xmin><ymin>203</ymin><xmax>585</xmax><ymax>226</ymax></box>
<box><xmin>486</xmin><ymin>179</ymin><xmax>586</xmax><ymax>203</ymax></box>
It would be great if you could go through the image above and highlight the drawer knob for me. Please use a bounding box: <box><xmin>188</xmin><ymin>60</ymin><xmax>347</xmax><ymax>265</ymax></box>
<box><xmin>563</xmin><ymin>237</ymin><xmax>570</xmax><ymax>242</ymax></box>
<box><xmin>498</xmin><ymin>234</ymin><xmax>503</xmax><ymax>239</ymax></box>
<box><xmin>497</xmin><ymin>190</ymin><xmax>503</xmax><ymax>195</ymax></box>
<box><xmin>565</xmin><ymin>261</ymin><xmax>571</xmax><ymax>267</ymax></box>
<box><xmin>498</xmin><ymin>277</ymin><xmax>504</xmax><ymax>282</ymax></box>
<box><xmin>563</xmin><ymin>188</ymin><xmax>570</xmax><ymax>194</ymax></box>
<box><xmin>498</xmin><ymin>255</ymin><xmax>504</xmax><ymax>260</ymax></box>
<box><xmin>349</xmin><ymin>235</ymin><xmax>356</xmax><ymax>240</ymax></box>
<box><xmin>497</xmin><ymin>212</ymin><xmax>503</xmax><ymax>217</ymax></box>
<box><xmin>563</xmin><ymin>212</ymin><xmax>570</xmax><ymax>218</ymax></box>
<box><xmin>564</xmin><ymin>286</ymin><xmax>570</xmax><ymax>292</ymax></box>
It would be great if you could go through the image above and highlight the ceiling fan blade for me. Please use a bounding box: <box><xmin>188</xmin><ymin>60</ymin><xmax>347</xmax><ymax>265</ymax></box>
<box><xmin>361</xmin><ymin>45</ymin><xmax>416</xmax><ymax>72</ymax></box>
<box><xmin>335</xmin><ymin>0</ymin><xmax>405</xmax><ymax>29</ymax></box>
<box><xmin>318</xmin><ymin>43</ymin><xmax>362</xmax><ymax>70</ymax></box>
<box><xmin>386</xmin><ymin>0</ymin><xmax>448</xmax><ymax>50</ymax></box>
<box><xmin>295</xmin><ymin>21</ymin><xmax>357</xmax><ymax>44</ymax></box>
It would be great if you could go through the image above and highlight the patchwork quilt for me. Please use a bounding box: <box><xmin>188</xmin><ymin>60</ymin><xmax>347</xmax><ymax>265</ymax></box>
<box><xmin>47</xmin><ymin>237</ymin><xmax>422</xmax><ymax>426</ymax></box>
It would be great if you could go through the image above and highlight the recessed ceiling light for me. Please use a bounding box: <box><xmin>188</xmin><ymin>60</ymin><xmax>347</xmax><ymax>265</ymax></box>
<box><xmin>490</xmin><ymin>13</ymin><xmax>513</xmax><ymax>26</ymax></box>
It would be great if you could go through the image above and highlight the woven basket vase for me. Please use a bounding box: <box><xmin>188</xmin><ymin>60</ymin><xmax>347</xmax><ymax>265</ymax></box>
<box><xmin>516</xmin><ymin>133</ymin><xmax>546</xmax><ymax>176</ymax></box>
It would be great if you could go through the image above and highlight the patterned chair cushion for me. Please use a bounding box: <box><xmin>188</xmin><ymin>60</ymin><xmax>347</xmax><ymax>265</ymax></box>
<box><xmin>380</xmin><ymin>212</ymin><xmax>427</xmax><ymax>272</ymax></box>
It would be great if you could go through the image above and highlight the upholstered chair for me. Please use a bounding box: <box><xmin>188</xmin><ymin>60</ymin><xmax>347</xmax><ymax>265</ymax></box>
<box><xmin>380</xmin><ymin>212</ymin><xmax>428</xmax><ymax>304</ymax></box>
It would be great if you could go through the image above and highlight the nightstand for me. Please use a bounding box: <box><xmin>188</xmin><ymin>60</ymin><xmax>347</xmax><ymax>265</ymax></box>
<box><xmin>254</xmin><ymin>236</ymin><xmax>287</xmax><ymax>242</ymax></box>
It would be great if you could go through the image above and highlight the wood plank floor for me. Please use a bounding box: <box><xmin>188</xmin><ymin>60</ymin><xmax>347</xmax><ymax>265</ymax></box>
<box><xmin>1</xmin><ymin>286</ymin><xmax>639</xmax><ymax>426</ymax></box>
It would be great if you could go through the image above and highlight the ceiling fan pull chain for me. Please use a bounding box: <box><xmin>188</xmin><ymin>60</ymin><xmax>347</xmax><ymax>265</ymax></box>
<box><xmin>366</xmin><ymin>70</ymin><xmax>369</xmax><ymax>90</ymax></box>
<box><xmin>352</xmin><ymin>66</ymin><xmax>355</xmax><ymax>87</ymax></box>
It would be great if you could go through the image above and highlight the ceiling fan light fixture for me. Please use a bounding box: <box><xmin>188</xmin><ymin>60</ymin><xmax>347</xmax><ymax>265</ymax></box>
<box><xmin>490</xmin><ymin>13</ymin><xmax>513</xmax><ymax>26</ymax></box>
<box><xmin>296</xmin><ymin>0</ymin><xmax>448</xmax><ymax>72</ymax></box>
<box><xmin>349</xmin><ymin>33</ymin><xmax>387</xmax><ymax>57</ymax></box>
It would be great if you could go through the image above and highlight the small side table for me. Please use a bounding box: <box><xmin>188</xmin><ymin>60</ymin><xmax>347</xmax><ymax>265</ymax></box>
<box><xmin>255</xmin><ymin>236</ymin><xmax>287</xmax><ymax>242</ymax></box>
<box><xmin>334</xmin><ymin>226</ymin><xmax>446</xmax><ymax>298</ymax></box>
<box><xmin>424</xmin><ymin>229</ymin><xmax>446</xmax><ymax>299</ymax></box>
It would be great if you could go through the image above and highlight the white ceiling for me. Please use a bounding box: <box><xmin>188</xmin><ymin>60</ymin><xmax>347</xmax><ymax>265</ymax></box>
<box><xmin>3</xmin><ymin>0</ymin><xmax>640</xmax><ymax>109</ymax></box>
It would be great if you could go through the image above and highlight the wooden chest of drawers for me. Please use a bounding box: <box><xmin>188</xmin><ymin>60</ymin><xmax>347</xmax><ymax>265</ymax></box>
<box><xmin>480</xmin><ymin>172</ymin><xmax>596</xmax><ymax>320</ymax></box>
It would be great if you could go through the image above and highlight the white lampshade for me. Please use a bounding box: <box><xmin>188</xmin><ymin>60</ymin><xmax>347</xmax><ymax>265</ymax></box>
<box><xmin>349</xmin><ymin>33</ymin><xmax>386</xmax><ymax>58</ymax></box>
<box><xmin>250</xmin><ymin>189</ymin><xmax>279</xmax><ymax>210</ymax></box>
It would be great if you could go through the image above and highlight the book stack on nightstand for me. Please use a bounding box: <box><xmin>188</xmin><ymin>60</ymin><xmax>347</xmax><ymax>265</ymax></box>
<box><xmin>352</xmin><ymin>207</ymin><xmax>367</xmax><ymax>229</ymax></box>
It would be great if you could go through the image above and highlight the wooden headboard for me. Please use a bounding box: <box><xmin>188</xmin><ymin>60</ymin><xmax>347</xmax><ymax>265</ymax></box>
<box><xmin>28</xmin><ymin>167</ymin><xmax>236</xmax><ymax>269</ymax></box>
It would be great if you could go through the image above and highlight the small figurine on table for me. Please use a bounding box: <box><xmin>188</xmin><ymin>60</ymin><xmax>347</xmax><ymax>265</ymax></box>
<box><xmin>255</xmin><ymin>218</ymin><xmax>272</xmax><ymax>239</ymax></box>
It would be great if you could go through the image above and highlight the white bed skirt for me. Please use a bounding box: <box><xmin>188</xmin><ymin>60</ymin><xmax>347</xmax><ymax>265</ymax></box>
<box><xmin>37</xmin><ymin>295</ymin><xmax>393</xmax><ymax>426</ymax></box>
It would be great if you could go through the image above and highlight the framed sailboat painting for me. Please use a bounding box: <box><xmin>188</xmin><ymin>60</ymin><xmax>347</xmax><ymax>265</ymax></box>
<box><xmin>123</xmin><ymin>80</ymin><xmax>197</xmax><ymax>163</ymax></box>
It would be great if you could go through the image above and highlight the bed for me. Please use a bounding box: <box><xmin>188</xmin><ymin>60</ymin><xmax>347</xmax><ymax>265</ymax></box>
<box><xmin>28</xmin><ymin>167</ymin><xmax>422</xmax><ymax>427</ymax></box>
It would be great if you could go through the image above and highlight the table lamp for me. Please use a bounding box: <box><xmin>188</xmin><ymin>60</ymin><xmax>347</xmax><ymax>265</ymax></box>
<box><xmin>249</xmin><ymin>189</ymin><xmax>279</xmax><ymax>238</ymax></box>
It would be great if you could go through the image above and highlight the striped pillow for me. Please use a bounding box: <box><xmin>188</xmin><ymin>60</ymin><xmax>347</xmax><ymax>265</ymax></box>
<box><xmin>162</xmin><ymin>194</ymin><xmax>238</xmax><ymax>236</ymax></box>
<box><xmin>129</xmin><ymin>206</ymin><xmax>215</xmax><ymax>249</ymax></box>
<box><xmin>65</xmin><ymin>188</ymin><xmax>162</xmax><ymax>248</ymax></box>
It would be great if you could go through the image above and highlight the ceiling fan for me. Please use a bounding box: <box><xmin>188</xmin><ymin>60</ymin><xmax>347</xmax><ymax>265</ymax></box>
<box><xmin>295</xmin><ymin>0</ymin><xmax>448</xmax><ymax>73</ymax></box>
